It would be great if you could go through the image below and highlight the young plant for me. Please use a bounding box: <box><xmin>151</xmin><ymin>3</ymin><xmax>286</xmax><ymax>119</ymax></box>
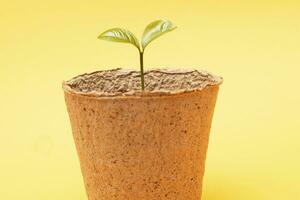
<box><xmin>98</xmin><ymin>19</ymin><xmax>177</xmax><ymax>90</ymax></box>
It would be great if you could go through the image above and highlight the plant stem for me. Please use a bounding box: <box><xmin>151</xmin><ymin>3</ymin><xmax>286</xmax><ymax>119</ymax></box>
<box><xmin>139</xmin><ymin>51</ymin><xmax>145</xmax><ymax>90</ymax></box>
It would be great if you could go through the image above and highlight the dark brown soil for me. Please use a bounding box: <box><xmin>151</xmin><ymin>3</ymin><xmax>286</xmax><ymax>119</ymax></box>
<box><xmin>64</xmin><ymin>68</ymin><xmax>222</xmax><ymax>97</ymax></box>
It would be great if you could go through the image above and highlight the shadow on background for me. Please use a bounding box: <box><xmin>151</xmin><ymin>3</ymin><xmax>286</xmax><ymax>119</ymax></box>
<box><xmin>202</xmin><ymin>178</ymin><xmax>262</xmax><ymax>200</ymax></box>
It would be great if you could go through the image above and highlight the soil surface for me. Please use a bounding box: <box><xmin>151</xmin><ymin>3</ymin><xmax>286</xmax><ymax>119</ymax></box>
<box><xmin>64</xmin><ymin>68</ymin><xmax>222</xmax><ymax>97</ymax></box>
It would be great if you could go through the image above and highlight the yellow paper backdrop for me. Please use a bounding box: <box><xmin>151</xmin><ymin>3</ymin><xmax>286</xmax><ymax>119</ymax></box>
<box><xmin>0</xmin><ymin>0</ymin><xmax>299</xmax><ymax>199</ymax></box>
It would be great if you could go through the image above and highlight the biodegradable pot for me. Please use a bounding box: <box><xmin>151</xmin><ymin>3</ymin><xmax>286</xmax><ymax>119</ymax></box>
<box><xmin>63</xmin><ymin>76</ymin><xmax>220</xmax><ymax>200</ymax></box>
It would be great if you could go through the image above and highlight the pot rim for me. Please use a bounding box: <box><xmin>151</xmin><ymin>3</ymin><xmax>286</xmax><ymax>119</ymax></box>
<box><xmin>63</xmin><ymin>82</ymin><xmax>221</xmax><ymax>100</ymax></box>
<box><xmin>62</xmin><ymin>68</ymin><xmax>223</xmax><ymax>99</ymax></box>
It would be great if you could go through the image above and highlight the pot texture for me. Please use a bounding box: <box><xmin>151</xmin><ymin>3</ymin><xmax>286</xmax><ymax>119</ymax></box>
<box><xmin>64</xmin><ymin>85</ymin><xmax>220</xmax><ymax>200</ymax></box>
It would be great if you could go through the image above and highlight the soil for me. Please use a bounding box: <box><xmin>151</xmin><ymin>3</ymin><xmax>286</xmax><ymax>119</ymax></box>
<box><xmin>63</xmin><ymin>68</ymin><xmax>222</xmax><ymax>97</ymax></box>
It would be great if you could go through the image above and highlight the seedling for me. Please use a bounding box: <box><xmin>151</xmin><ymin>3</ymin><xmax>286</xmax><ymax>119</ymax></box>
<box><xmin>98</xmin><ymin>19</ymin><xmax>177</xmax><ymax>90</ymax></box>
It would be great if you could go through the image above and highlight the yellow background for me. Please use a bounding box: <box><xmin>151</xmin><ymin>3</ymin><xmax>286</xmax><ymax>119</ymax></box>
<box><xmin>0</xmin><ymin>0</ymin><xmax>299</xmax><ymax>199</ymax></box>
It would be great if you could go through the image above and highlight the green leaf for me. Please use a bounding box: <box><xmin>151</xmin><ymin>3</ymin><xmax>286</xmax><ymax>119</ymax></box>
<box><xmin>98</xmin><ymin>28</ymin><xmax>140</xmax><ymax>50</ymax></box>
<box><xmin>141</xmin><ymin>19</ymin><xmax>177</xmax><ymax>50</ymax></box>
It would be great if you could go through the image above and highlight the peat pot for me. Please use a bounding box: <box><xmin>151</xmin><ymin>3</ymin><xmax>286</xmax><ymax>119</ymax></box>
<box><xmin>63</xmin><ymin>69</ymin><xmax>222</xmax><ymax>200</ymax></box>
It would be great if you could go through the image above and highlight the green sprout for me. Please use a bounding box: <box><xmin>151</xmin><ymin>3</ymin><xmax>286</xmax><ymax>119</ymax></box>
<box><xmin>98</xmin><ymin>19</ymin><xmax>177</xmax><ymax>90</ymax></box>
